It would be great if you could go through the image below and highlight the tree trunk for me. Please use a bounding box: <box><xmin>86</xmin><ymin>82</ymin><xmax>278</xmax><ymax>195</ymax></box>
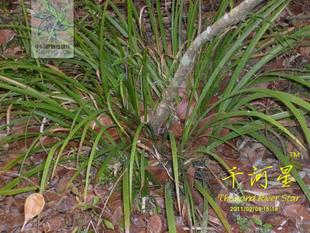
<box><xmin>150</xmin><ymin>0</ymin><xmax>265</xmax><ymax>135</ymax></box>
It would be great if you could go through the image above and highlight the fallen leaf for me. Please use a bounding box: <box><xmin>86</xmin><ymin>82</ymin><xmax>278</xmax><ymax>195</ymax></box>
<box><xmin>175</xmin><ymin>216</ymin><xmax>188</xmax><ymax>233</ymax></box>
<box><xmin>186</xmin><ymin>166</ymin><xmax>203</xmax><ymax>206</ymax></box>
<box><xmin>21</xmin><ymin>193</ymin><xmax>45</xmax><ymax>231</ymax></box>
<box><xmin>110</xmin><ymin>200</ymin><xmax>123</xmax><ymax>226</ymax></box>
<box><xmin>298</xmin><ymin>46</ymin><xmax>310</xmax><ymax>57</ymax></box>
<box><xmin>178</xmin><ymin>81</ymin><xmax>187</xmax><ymax>98</ymax></box>
<box><xmin>263</xmin><ymin>213</ymin><xmax>287</xmax><ymax>227</ymax></box>
<box><xmin>265</xmin><ymin>57</ymin><xmax>286</xmax><ymax>70</ymax></box>
<box><xmin>147</xmin><ymin>214</ymin><xmax>163</xmax><ymax>233</ymax></box>
<box><xmin>3</xmin><ymin>46</ymin><xmax>23</xmax><ymax>58</ymax></box>
<box><xmin>176</xmin><ymin>98</ymin><xmax>195</xmax><ymax>122</ymax></box>
<box><xmin>282</xmin><ymin>204</ymin><xmax>310</xmax><ymax>221</ymax></box>
<box><xmin>132</xmin><ymin>213</ymin><xmax>146</xmax><ymax>228</ymax></box>
<box><xmin>147</xmin><ymin>160</ymin><xmax>170</xmax><ymax>184</ymax></box>
<box><xmin>0</xmin><ymin>210</ymin><xmax>24</xmax><ymax>233</ymax></box>
<box><xmin>55</xmin><ymin>195</ymin><xmax>76</xmax><ymax>213</ymax></box>
<box><xmin>206</xmin><ymin>95</ymin><xmax>219</xmax><ymax>115</ymax></box>
<box><xmin>274</xmin><ymin>219</ymin><xmax>298</xmax><ymax>233</ymax></box>
<box><xmin>43</xmin><ymin>214</ymin><xmax>65</xmax><ymax>232</ymax></box>
<box><xmin>168</xmin><ymin>122</ymin><xmax>183</xmax><ymax>138</ymax></box>
<box><xmin>55</xmin><ymin>171</ymin><xmax>74</xmax><ymax>193</ymax></box>
<box><xmin>92</xmin><ymin>115</ymin><xmax>119</xmax><ymax>141</ymax></box>
<box><xmin>240</xmin><ymin>142</ymin><xmax>265</xmax><ymax>167</ymax></box>
<box><xmin>0</xmin><ymin>29</ymin><xmax>16</xmax><ymax>45</ymax></box>
<box><xmin>219</xmin><ymin>128</ymin><xmax>230</xmax><ymax>138</ymax></box>
<box><xmin>150</xmin><ymin>189</ymin><xmax>165</xmax><ymax>209</ymax></box>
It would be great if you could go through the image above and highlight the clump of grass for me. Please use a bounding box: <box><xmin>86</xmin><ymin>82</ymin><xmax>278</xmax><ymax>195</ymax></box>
<box><xmin>0</xmin><ymin>0</ymin><xmax>309</xmax><ymax>232</ymax></box>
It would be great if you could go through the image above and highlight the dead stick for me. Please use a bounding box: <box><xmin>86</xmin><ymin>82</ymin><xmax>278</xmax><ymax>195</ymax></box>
<box><xmin>151</xmin><ymin>0</ymin><xmax>265</xmax><ymax>135</ymax></box>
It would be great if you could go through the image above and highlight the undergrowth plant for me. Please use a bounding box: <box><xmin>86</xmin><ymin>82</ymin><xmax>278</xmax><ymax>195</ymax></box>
<box><xmin>0</xmin><ymin>0</ymin><xmax>309</xmax><ymax>232</ymax></box>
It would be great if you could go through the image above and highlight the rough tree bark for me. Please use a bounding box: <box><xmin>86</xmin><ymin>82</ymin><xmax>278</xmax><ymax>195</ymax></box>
<box><xmin>150</xmin><ymin>0</ymin><xmax>265</xmax><ymax>135</ymax></box>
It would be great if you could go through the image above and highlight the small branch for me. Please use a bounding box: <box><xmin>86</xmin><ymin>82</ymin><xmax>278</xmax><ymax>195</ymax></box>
<box><xmin>151</xmin><ymin>0</ymin><xmax>265</xmax><ymax>135</ymax></box>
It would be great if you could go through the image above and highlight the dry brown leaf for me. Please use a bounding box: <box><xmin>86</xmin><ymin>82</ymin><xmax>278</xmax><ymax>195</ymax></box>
<box><xmin>110</xmin><ymin>200</ymin><xmax>123</xmax><ymax>226</ymax></box>
<box><xmin>206</xmin><ymin>95</ymin><xmax>219</xmax><ymax>115</ymax></box>
<box><xmin>175</xmin><ymin>216</ymin><xmax>188</xmax><ymax>233</ymax></box>
<box><xmin>147</xmin><ymin>214</ymin><xmax>163</xmax><ymax>233</ymax></box>
<box><xmin>176</xmin><ymin>98</ymin><xmax>189</xmax><ymax>121</ymax></box>
<box><xmin>42</xmin><ymin>214</ymin><xmax>65</xmax><ymax>232</ymax></box>
<box><xmin>240</xmin><ymin>142</ymin><xmax>265</xmax><ymax>167</ymax></box>
<box><xmin>219</xmin><ymin>128</ymin><xmax>230</xmax><ymax>138</ymax></box>
<box><xmin>21</xmin><ymin>193</ymin><xmax>45</xmax><ymax>231</ymax></box>
<box><xmin>92</xmin><ymin>115</ymin><xmax>119</xmax><ymax>141</ymax></box>
<box><xmin>176</xmin><ymin>98</ymin><xmax>195</xmax><ymax>122</ymax></box>
<box><xmin>178</xmin><ymin>81</ymin><xmax>187</xmax><ymax>98</ymax></box>
<box><xmin>186</xmin><ymin>167</ymin><xmax>203</xmax><ymax>206</ymax></box>
<box><xmin>147</xmin><ymin>161</ymin><xmax>170</xmax><ymax>184</ymax></box>
<box><xmin>263</xmin><ymin>214</ymin><xmax>288</xmax><ymax>228</ymax></box>
<box><xmin>55</xmin><ymin>172</ymin><xmax>74</xmax><ymax>193</ymax></box>
<box><xmin>150</xmin><ymin>189</ymin><xmax>165</xmax><ymax>209</ymax></box>
<box><xmin>0</xmin><ymin>29</ymin><xmax>16</xmax><ymax>45</ymax></box>
<box><xmin>3</xmin><ymin>46</ymin><xmax>23</xmax><ymax>58</ymax></box>
<box><xmin>168</xmin><ymin>122</ymin><xmax>183</xmax><ymax>138</ymax></box>
<box><xmin>282</xmin><ymin>204</ymin><xmax>310</xmax><ymax>221</ymax></box>
<box><xmin>298</xmin><ymin>46</ymin><xmax>310</xmax><ymax>57</ymax></box>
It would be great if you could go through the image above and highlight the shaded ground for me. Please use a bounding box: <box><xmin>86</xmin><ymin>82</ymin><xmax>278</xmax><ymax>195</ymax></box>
<box><xmin>1</xmin><ymin>0</ymin><xmax>310</xmax><ymax>232</ymax></box>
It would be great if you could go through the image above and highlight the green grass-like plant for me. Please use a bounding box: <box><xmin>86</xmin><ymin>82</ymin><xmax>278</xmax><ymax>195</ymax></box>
<box><xmin>0</xmin><ymin>0</ymin><xmax>309</xmax><ymax>232</ymax></box>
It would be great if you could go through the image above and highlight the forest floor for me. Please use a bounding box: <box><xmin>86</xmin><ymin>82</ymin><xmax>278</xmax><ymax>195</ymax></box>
<box><xmin>1</xmin><ymin>0</ymin><xmax>310</xmax><ymax>233</ymax></box>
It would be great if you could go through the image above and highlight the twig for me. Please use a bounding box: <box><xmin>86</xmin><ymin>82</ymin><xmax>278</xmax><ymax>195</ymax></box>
<box><xmin>6</xmin><ymin>104</ymin><xmax>12</xmax><ymax>135</ymax></box>
<box><xmin>151</xmin><ymin>0</ymin><xmax>265</xmax><ymax>134</ymax></box>
<box><xmin>287</xmin><ymin>15</ymin><xmax>310</xmax><ymax>20</ymax></box>
<box><xmin>95</xmin><ymin>169</ymin><xmax>126</xmax><ymax>230</ymax></box>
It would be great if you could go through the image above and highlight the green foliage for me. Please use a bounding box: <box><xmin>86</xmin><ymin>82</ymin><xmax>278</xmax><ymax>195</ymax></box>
<box><xmin>237</xmin><ymin>216</ymin><xmax>250</xmax><ymax>231</ymax></box>
<box><xmin>165</xmin><ymin>183</ymin><xmax>177</xmax><ymax>233</ymax></box>
<box><xmin>237</xmin><ymin>216</ymin><xmax>273</xmax><ymax>233</ymax></box>
<box><xmin>0</xmin><ymin>0</ymin><xmax>310</xmax><ymax>231</ymax></box>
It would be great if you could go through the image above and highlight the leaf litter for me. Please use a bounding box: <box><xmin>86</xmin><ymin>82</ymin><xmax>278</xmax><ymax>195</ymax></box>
<box><xmin>0</xmin><ymin>0</ymin><xmax>310</xmax><ymax>232</ymax></box>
